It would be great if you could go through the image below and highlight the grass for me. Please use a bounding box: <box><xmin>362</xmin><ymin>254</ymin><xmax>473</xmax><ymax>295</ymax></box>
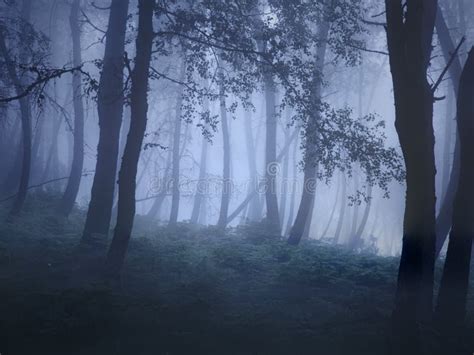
<box><xmin>0</xmin><ymin>194</ymin><xmax>472</xmax><ymax>354</ymax></box>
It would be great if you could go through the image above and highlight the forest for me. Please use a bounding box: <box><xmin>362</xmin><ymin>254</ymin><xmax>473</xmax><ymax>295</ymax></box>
<box><xmin>0</xmin><ymin>0</ymin><xmax>473</xmax><ymax>354</ymax></box>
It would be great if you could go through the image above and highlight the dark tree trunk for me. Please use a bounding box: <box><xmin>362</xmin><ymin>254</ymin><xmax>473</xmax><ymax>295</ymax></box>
<box><xmin>434</xmin><ymin>6</ymin><xmax>463</xmax><ymax>258</ymax></box>
<box><xmin>440</xmin><ymin>91</ymin><xmax>454</xmax><ymax>203</ymax></box>
<box><xmin>58</xmin><ymin>0</ymin><xmax>85</xmax><ymax>217</ymax></box>
<box><xmin>217</xmin><ymin>64</ymin><xmax>231</xmax><ymax>229</ymax></box>
<box><xmin>168</xmin><ymin>60</ymin><xmax>186</xmax><ymax>226</ymax></box>
<box><xmin>287</xmin><ymin>21</ymin><xmax>329</xmax><ymax>246</ymax></box>
<box><xmin>81</xmin><ymin>0</ymin><xmax>129</xmax><ymax>243</ymax></box>
<box><xmin>105</xmin><ymin>0</ymin><xmax>154</xmax><ymax>277</ymax></box>
<box><xmin>435</xmin><ymin>47</ymin><xmax>474</xmax><ymax>333</ymax></box>
<box><xmin>385</xmin><ymin>0</ymin><xmax>438</xmax><ymax>347</ymax></box>
<box><xmin>0</xmin><ymin>0</ymin><xmax>33</xmax><ymax>215</ymax></box>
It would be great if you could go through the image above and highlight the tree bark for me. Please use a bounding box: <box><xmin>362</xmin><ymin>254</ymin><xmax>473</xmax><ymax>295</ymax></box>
<box><xmin>58</xmin><ymin>0</ymin><xmax>85</xmax><ymax>217</ymax></box>
<box><xmin>334</xmin><ymin>172</ymin><xmax>347</xmax><ymax>244</ymax></box>
<box><xmin>217</xmin><ymin>62</ymin><xmax>231</xmax><ymax>229</ymax></box>
<box><xmin>105</xmin><ymin>0</ymin><xmax>154</xmax><ymax>277</ymax></box>
<box><xmin>385</xmin><ymin>0</ymin><xmax>438</xmax><ymax>346</ymax></box>
<box><xmin>435</xmin><ymin>47</ymin><xmax>474</xmax><ymax>332</ymax></box>
<box><xmin>168</xmin><ymin>59</ymin><xmax>186</xmax><ymax>226</ymax></box>
<box><xmin>284</xmin><ymin>136</ymin><xmax>299</xmax><ymax>236</ymax></box>
<box><xmin>434</xmin><ymin>6</ymin><xmax>463</xmax><ymax>258</ymax></box>
<box><xmin>244</xmin><ymin>108</ymin><xmax>262</xmax><ymax>222</ymax></box>
<box><xmin>81</xmin><ymin>0</ymin><xmax>129</xmax><ymax>243</ymax></box>
<box><xmin>0</xmin><ymin>0</ymin><xmax>33</xmax><ymax>215</ymax></box>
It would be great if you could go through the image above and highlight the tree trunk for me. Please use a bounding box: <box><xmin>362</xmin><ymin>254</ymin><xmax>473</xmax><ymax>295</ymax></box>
<box><xmin>81</xmin><ymin>0</ymin><xmax>129</xmax><ymax>243</ymax></box>
<box><xmin>263</xmin><ymin>64</ymin><xmax>280</xmax><ymax>233</ymax></box>
<box><xmin>284</xmin><ymin>134</ymin><xmax>299</xmax><ymax>236</ymax></box>
<box><xmin>349</xmin><ymin>183</ymin><xmax>372</xmax><ymax>251</ymax></box>
<box><xmin>287</xmin><ymin>21</ymin><xmax>329</xmax><ymax>245</ymax></box>
<box><xmin>385</xmin><ymin>0</ymin><xmax>438</xmax><ymax>346</ymax></box>
<box><xmin>217</xmin><ymin>63</ymin><xmax>231</xmax><ymax>229</ymax></box>
<box><xmin>435</xmin><ymin>47</ymin><xmax>474</xmax><ymax>333</ymax></box>
<box><xmin>279</xmin><ymin>110</ymin><xmax>291</xmax><ymax>223</ymax></box>
<box><xmin>320</xmin><ymin>175</ymin><xmax>341</xmax><ymax>239</ymax></box>
<box><xmin>168</xmin><ymin>59</ymin><xmax>186</xmax><ymax>226</ymax></box>
<box><xmin>190</xmin><ymin>102</ymin><xmax>209</xmax><ymax>224</ymax></box>
<box><xmin>0</xmin><ymin>0</ymin><xmax>33</xmax><ymax>215</ymax></box>
<box><xmin>58</xmin><ymin>0</ymin><xmax>85</xmax><ymax>217</ymax></box>
<box><xmin>105</xmin><ymin>0</ymin><xmax>154</xmax><ymax>277</ymax></box>
<box><xmin>334</xmin><ymin>172</ymin><xmax>347</xmax><ymax>244</ymax></box>
<box><xmin>244</xmin><ymin>108</ymin><xmax>262</xmax><ymax>222</ymax></box>
<box><xmin>434</xmin><ymin>6</ymin><xmax>463</xmax><ymax>258</ymax></box>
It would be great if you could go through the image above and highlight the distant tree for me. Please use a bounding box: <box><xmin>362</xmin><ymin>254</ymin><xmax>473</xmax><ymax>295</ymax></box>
<box><xmin>58</xmin><ymin>0</ymin><xmax>85</xmax><ymax>217</ymax></box>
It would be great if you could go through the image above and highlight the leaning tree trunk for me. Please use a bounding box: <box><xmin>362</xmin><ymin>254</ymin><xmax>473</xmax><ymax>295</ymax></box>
<box><xmin>168</xmin><ymin>59</ymin><xmax>186</xmax><ymax>226</ymax></box>
<box><xmin>385</xmin><ymin>0</ymin><xmax>438</xmax><ymax>347</ymax></box>
<box><xmin>287</xmin><ymin>21</ymin><xmax>329</xmax><ymax>246</ymax></box>
<box><xmin>58</xmin><ymin>0</ymin><xmax>85</xmax><ymax>217</ymax></box>
<box><xmin>81</xmin><ymin>0</ymin><xmax>129</xmax><ymax>243</ymax></box>
<box><xmin>0</xmin><ymin>0</ymin><xmax>33</xmax><ymax>215</ymax></box>
<box><xmin>434</xmin><ymin>6</ymin><xmax>463</xmax><ymax>258</ymax></box>
<box><xmin>435</xmin><ymin>47</ymin><xmax>474</xmax><ymax>335</ymax></box>
<box><xmin>105</xmin><ymin>0</ymin><xmax>154</xmax><ymax>277</ymax></box>
<box><xmin>217</xmin><ymin>63</ymin><xmax>231</xmax><ymax>229</ymax></box>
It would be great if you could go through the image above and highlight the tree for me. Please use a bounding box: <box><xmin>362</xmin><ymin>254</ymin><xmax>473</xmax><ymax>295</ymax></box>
<box><xmin>0</xmin><ymin>0</ymin><xmax>33</xmax><ymax>216</ymax></box>
<box><xmin>168</xmin><ymin>57</ymin><xmax>186</xmax><ymax>226</ymax></box>
<box><xmin>58</xmin><ymin>0</ymin><xmax>85</xmax><ymax>217</ymax></box>
<box><xmin>217</xmin><ymin>57</ymin><xmax>231</xmax><ymax>229</ymax></box>
<box><xmin>287</xmin><ymin>20</ymin><xmax>329</xmax><ymax>246</ymax></box>
<box><xmin>105</xmin><ymin>0</ymin><xmax>155</xmax><ymax>277</ymax></box>
<box><xmin>81</xmin><ymin>0</ymin><xmax>129</xmax><ymax>243</ymax></box>
<box><xmin>384</xmin><ymin>0</ymin><xmax>438</xmax><ymax>347</ymax></box>
<box><xmin>435</xmin><ymin>47</ymin><xmax>474</xmax><ymax>342</ymax></box>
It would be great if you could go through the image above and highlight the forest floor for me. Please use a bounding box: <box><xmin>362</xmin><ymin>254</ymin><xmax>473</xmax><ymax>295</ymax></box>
<box><xmin>0</xmin><ymin>194</ymin><xmax>473</xmax><ymax>355</ymax></box>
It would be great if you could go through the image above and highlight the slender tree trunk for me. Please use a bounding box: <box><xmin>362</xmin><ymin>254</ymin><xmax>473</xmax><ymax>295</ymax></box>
<box><xmin>58</xmin><ymin>0</ymin><xmax>85</xmax><ymax>217</ymax></box>
<box><xmin>440</xmin><ymin>91</ymin><xmax>454</xmax><ymax>203</ymax></box>
<box><xmin>435</xmin><ymin>47</ymin><xmax>474</xmax><ymax>335</ymax></box>
<box><xmin>434</xmin><ymin>6</ymin><xmax>463</xmax><ymax>258</ymax></box>
<box><xmin>349</xmin><ymin>183</ymin><xmax>372</xmax><ymax>251</ymax></box>
<box><xmin>217</xmin><ymin>63</ymin><xmax>231</xmax><ymax>229</ymax></box>
<box><xmin>279</xmin><ymin>110</ymin><xmax>291</xmax><ymax>223</ymax></box>
<box><xmin>334</xmin><ymin>172</ymin><xmax>347</xmax><ymax>244</ymax></box>
<box><xmin>168</xmin><ymin>59</ymin><xmax>186</xmax><ymax>226</ymax></box>
<box><xmin>284</xmin><ymin>135</ymin><xmax>299</xmax><ymax>236</ymax></box>
<box><xmin>263</xmin><ymin>65</ymin><xmax>280</xmax><ymax>233</ymax></box>
<box><xmin>244</xmin><ymin>108</ymin><xmax>262</xmax><ymax>222</ymax></box>
<box><xmin>0</xmin><ymin>0</ymin><xmax>32</xmax><ymax>215</ymax></box>
<box><xmin>385</xmin><ymin>0</ymin><xmax>438</xmax><ymax>347</ymax></box>
<box><xmin>105</xmin><ymin>0</ymin><xmax>154</xmax><ymax>277</ymax></box>
<box><xmin>319</xmin><ymin>175</ymin><xmax>341</xmax><ymax>239</ymax></box>
<box><xmin>190</xmin><ymin>105</ymin><xmax>209</xmax><ymax>224</ymax></box>
<box><xmin>81</xmin><ymin>0</ymin><xmax>129</xmax><ymax>243</ymax></box>
<box><xmin>287</xmin><ymin>21</ymin><xmax>329</xmax><ymax>245</ymax></box>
